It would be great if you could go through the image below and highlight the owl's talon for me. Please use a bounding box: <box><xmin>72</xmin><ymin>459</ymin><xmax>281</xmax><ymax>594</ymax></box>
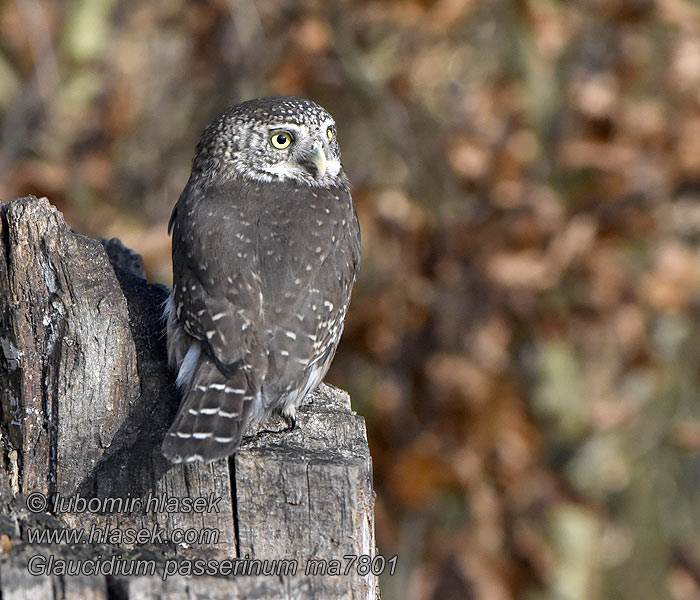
<box><xmin>256</xmin><ymin>414</ymin><xmax>296</xmax><ymax>438</ymax></box>
<box><xmin>282</xmin><ymin>413</ymin><xmax>297</xmax><ymax>432</ymax></box>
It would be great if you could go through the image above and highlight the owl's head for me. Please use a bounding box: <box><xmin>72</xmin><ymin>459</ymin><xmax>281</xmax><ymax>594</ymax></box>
<box><xmin>192</xmin><ymin>97</ymin><xmax>347</xmax><ymax>188</ymax></box>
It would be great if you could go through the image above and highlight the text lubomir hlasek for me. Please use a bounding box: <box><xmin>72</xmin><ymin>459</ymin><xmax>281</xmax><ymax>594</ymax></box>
<box><xmin>51</xmin><ymin>492</ymin><xmax>222</xmax><ymax>514</ymax></box>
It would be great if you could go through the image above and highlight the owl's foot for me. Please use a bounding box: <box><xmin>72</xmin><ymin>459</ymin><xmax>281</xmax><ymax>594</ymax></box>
<box><xmin>256</xmin><ymin>407</ymin><xmax>297</xmax><ymax>438</ymax></box>
<box><xmin>281</xmin><ymin>410</ymin><xmax>297</xmax><ymax>432</ymax></box>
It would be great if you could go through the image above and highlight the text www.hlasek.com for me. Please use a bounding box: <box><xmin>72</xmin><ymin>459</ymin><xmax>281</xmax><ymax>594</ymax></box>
<box><xmin>25</xmin><ymin>523</ymin><xmax>219</xmax><ymax>546</ymax></box>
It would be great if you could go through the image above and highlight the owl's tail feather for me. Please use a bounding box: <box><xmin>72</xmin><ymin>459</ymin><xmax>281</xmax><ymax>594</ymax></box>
<box><xmin>162</xmin><ymin>356</ymin><xmax>254</xmax><ymax>463</ymax></box>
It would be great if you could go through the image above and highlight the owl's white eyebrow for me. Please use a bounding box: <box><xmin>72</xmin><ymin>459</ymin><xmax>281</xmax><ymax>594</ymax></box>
<box><xmin>268</xmin><ymin>124</ymin><xmax>303</xmax><ymax>133</ymax></box>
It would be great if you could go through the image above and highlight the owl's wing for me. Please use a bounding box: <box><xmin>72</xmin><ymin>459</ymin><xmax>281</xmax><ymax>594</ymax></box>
<box><xmin>164</xmin><ymin>181</ymin><xmax>269</xmax><ymax>462</ymax></box>
<box><xmin>170</xmin><ymin>181</ymin><xmax>266</xmax><ymax>373</ymax></box>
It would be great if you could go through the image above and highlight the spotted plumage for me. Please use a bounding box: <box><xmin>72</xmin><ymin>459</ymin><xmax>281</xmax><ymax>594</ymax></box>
<box><xmin>162</xmin><ymin>97</ymin><xmax>360</xmax><ymax>463</ymax></box>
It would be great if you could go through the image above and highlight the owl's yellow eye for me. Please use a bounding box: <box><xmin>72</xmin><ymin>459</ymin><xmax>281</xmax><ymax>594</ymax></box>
<box><xmin>270</xmin><ymin>131</ymin><xmax>293</xmax><ymax>149</ymax></box>
<box><xmin>326</xmin><ymin>127</ymin><xmax>333</xmax><ymax>142</ymax></box>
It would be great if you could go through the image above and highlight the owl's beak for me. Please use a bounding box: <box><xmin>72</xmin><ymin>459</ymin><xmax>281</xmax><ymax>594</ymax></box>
<box><xmin>303</xmin><ymin>143</ymin><xmax>327</xmax><ymax>178</ymax></box>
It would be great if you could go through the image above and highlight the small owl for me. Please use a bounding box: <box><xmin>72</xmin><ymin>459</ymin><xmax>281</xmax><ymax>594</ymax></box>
<box><xmin>162</xmin><ymin>97</ymin><xmax>360</xmax><ymax>463</ymax></box>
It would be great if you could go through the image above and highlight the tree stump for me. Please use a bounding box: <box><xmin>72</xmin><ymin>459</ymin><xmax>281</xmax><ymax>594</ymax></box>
<box><xmin>0</xmin><ymin>196</ymin><xmax>379</xmax><ymax>599</ymax></box>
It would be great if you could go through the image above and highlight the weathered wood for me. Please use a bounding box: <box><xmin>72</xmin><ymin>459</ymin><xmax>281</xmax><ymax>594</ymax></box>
<box><xmin>0</xmin><ymin>196</ymin><xmax>378</xmax><ymax>599</ymax></box>
<box><xmin>0</xmin><ymin>198</ymin><xmax>140</xmax><ymax>495</ymax></box>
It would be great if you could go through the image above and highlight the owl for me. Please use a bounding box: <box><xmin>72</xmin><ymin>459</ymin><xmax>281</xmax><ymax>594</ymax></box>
<box><xmin>162</xmin><ymin>97</ymin><xmax>360</xmax><ymax>463</ymax></box>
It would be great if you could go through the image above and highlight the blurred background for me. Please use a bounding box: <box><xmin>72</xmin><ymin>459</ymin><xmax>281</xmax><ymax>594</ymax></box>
<box><xmin>2</xmin><ymin>0</ymin><xmax>700</xmax><ymax>598</ymax></box>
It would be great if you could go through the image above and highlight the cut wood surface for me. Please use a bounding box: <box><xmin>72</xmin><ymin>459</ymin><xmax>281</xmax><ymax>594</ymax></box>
<box><xmin>0</xmin><ymin>196</ymin><xmax>379</xmax><ymax>600</ymax></box>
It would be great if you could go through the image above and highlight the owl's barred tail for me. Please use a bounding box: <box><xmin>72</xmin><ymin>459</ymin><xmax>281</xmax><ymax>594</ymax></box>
<box><xmin>162</xmin><ymin>356</ymin><xmax>253</xmax><ymax>463</ymax></box>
